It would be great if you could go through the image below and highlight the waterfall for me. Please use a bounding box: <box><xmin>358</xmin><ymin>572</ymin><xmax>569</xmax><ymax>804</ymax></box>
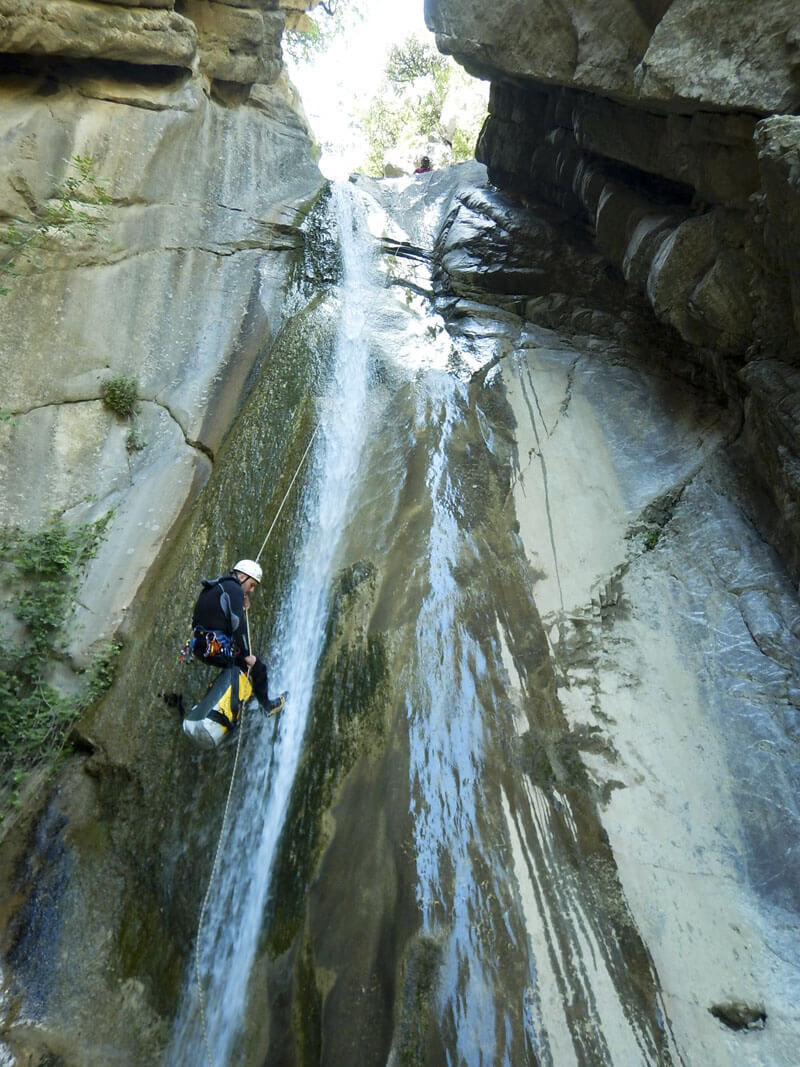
<box><xmin>167</xmin><ymin>182</ymin><xmax>375</xmax><ymax>1066</ymax></box>
<box><xmin>406</xmin><ymin>373</ymin><xmax>502</xmax><ymax>1063</ymax></box>
<box><xmin>161</xmin><ymin>168</ymin><xmax>698</xmax><ymax>1066</ymax></box>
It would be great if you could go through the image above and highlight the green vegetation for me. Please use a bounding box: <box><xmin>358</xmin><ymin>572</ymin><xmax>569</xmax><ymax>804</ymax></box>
<box><xmin>283</xmin><ymin>0</ymin><xmax>364</xmax><ymax>63</ymax></box>
<box><xmin>126</xmin><ymin>424</ymin><xmax>147</xmax><ymax>454</ymax></box>
<box><xmin>0</xmin><ymin>514</ymin><xmax>117</xmax><ymax>822</ymax></box>
<box><xmin>101</xmin><ymin>374</ymin><xmax>140</xmax><ymax>420</ymax></box>
<box><xmin>101</xmin><ymin>374</ymin><xmax>147</xmax><ymax>453</ymax></box>
<box><xmin>0</xmin><ymin>154</ymin><xmax>111</xmax><ymax>296</ymax></box>
<box><xmin>359</xmin><ymin>34</ymin><xmax>487</xmax><ymax>177</ymax></box>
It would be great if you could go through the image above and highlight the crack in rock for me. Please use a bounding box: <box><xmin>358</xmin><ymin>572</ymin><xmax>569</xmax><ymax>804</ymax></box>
<box><xmin>7</xmin><ymin>396</ymin><xmax>213</xmax><ymax>462</ymax></box>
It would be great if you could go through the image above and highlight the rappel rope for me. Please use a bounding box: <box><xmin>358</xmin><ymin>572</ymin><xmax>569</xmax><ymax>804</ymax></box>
<box><xmin>254</xmin><ymin>421</ymin><xmax>321</xmax><ymax>564</ymax></box>
<box><xmin>193</xmin><ymin>423</ymin><xmax>320</xmax><ymax>1067</ymax></box>
<box><xmin>195</xmin><ymin>673</ymin><xmax>246</xmax><ymax>1067</ymax></box>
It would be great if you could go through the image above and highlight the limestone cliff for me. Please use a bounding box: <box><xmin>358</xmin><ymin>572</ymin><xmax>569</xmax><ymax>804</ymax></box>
<box><xmin>0</xmin><ymin>3</ymin><xmax>324</xmax><ymax>1058</ymax></box>
<box><xmin>425</xmin><ymin>0</ymin><xmax>800</xmax><ymax>580</ymax></box>
<box><xmin>0</xmin><ymin>0</ymin><xmax>324</xmax><ymax>672</ymax></box>
<box><xmin>2</xmin><ymin>7</ymin><xmax>800</xmax><ymax>1067</ymax></box>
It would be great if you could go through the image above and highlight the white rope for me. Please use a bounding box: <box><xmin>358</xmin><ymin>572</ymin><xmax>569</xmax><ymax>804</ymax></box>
<box><xmin>255</xmin><ymin>422</ymin><xmax>320</xmax><ymax>563</ymax></box>
<box><xmin>194</xmin><ymin>679</ymin><xmax>247</xmax><ymax>1067</ymax></box>
<box><xmin>191</xmin><ymin>423</ymin><xmax>319</xmax><ymax>1063</ymax></box>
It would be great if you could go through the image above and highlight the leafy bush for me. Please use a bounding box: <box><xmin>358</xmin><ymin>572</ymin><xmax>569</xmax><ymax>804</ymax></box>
<box><xmin>101</xmin><ymin>375</ymin><xmax>140</xmax><ymax>420</ymax></box>
<box><xmin>0</xmin><ymin>514</ymin><xmax>115</xmax><ymax>821</ymax></box>
<box><xmin>283</xmin><ymin>0</ymin><xmax>362</xmax><ymax>63</ymax></box>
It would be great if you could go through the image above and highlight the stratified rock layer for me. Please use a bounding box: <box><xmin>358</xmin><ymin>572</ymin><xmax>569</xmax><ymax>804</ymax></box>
<box><xmin>0</xmin><ymin>0</ymin><xmax>198</xmax><ymax>68</ymax></box>
<box><xmin>0</xmin><ymin>0</ymin><xmax>290</xmax><ymax>86</ymax></box>
<box><xmin>425</xmin><ymin>0</ymin><xmax>800</xmax><ymax>113</ymax></box>
<box><xmin>425</xmin><ymin>0</ymin><xmax>800</xmax><ymax>582</ymax></box>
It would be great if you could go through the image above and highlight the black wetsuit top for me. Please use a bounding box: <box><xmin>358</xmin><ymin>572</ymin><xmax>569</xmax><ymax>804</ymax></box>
<box><xmin>190</xmin><ymin>572</ymin><xmax>271</xmax><ymax>704</ymax></box>
<box><xmin>191</xmin><ymin>573</ymin><xmax>250</xmax><ymax>655</ymax></box>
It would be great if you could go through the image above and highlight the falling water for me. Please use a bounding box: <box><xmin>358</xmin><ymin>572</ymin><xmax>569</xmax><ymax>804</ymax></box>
<box><xmin>406</xmin><ymin>373</ymin><xmax>502</xmax><ymax>1063</ymax></box>
<box><xmin>163</xmin><ymin>170</ymin><xmax>691</xmax><ymax>1066</ymax></box>
<box><xmin>167</xmin><ymin>182</ymin><xmax>376</xmax><ymax>1066</ymax></box>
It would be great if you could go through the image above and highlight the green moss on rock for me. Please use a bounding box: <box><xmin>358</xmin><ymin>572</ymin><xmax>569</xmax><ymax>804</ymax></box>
<box><xmin>267</xmin><ymin>561</ymin><xmax>390</xmax><ymax>957</ymax></box>
<box><xmin>393</xmin><ymin>936</ymin><xmax>443</xmax><ymax>1067</ymax></box>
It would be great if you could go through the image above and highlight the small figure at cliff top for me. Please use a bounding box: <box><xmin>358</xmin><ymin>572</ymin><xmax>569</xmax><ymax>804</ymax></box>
<box><xmin>414</xmin><ymin>156</ymin><xmax>432</xmax><ymax>173</ymax></box>
<box><xmin>180</xmin><ymin>559</ymin><xmax>286</xmax><ymax>748</ymax></box>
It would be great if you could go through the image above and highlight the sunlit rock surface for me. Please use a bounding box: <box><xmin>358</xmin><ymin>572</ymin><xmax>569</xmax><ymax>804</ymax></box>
<box><xmin>0</xmin><ymin>0</ymin><xmax>292</xmax><ymax>84</ymax></box>
<box><xmin>0</xmin><ymin>0</ymin><xmax>198</xmax><ymax>68</ymax></box>
<box><xmin>0</xmin><ymin>26</ymin><xmax>323</xmax><ymax>666</ymax></box>
<box><xmin>425</xmin><ymin>0</ymin><xmax>800</xmax><ymax>590</ymax></box>
<box><xmin>424</xmin><ymin>0</ymin><xmax>800</xmax><ymax>112</ymax></box>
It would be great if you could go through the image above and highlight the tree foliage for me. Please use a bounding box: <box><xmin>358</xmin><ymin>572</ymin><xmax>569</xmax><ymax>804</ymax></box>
<box><xmin>0</xmin><ymin>515</ymin><xmax>118</xmax><ymax>822</ymax></box>
<box><xmin>359</xmin><ymin>35</ymin><xmax>487</xmax><ymax>177</ymax></box>
<box><xmin>385</xmin><ymin>35</ymin><xmax>444</xmax><ymax>86</ymax></box>
<box><xmin>283</xmin><ymin>0</ymin><xmax>365</xmax><ymax>64</ymax></box>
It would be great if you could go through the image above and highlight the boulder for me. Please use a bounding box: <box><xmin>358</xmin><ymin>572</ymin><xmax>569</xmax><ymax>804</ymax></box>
<box><xmin>0</xmin><ymin>0</ymin><xmax>198</xmax><ymax>68</ymax></box>
<box><xmin>180</xmin><ymin>0</ymin><xmax>284</xmax><ymax>85</ymax></box>
<box><xmin>426</xmin><ymin>0</ymin><xmax>800</xmax><ymax>114</ymax></box>
<box><xmin>425</xmin><ymin>0</ymin><xmax>650</xmax><ymax>96</ymax></box>
<box><xmin>635</xmin><ymin>0</ymin><xmax>800</xmax><ymax>114</ymax></box>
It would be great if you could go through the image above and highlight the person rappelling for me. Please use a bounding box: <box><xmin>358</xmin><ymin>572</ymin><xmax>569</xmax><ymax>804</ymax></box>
<box><xmin>178</xmin><ymin>424</ymin><xmax>319</xmax><ymax>750</ymax></box>
<box><xmin>181</xmin><ymin>558</ymin><xmax>286</xmax><ymax>748</ymax></box>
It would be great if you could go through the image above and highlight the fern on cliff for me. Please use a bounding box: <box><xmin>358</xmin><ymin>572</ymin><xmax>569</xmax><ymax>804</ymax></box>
<box><xmin>0</xmin><ymin>155</ymin><xmax>111</xmax><ymax>296</ymax></box>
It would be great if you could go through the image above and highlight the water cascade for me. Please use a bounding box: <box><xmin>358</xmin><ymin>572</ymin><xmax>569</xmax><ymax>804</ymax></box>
<box><xmin>156</xmin><ymin>164</ymin><xmax>800</xmax><ymax>1064</ymax></box>
<box><xmin>1</xmin><ymin>2</ymin><xmax>798</xmax><ymax>1059</ymax></box>
<box><xmin>3</xmin><ymin>163</ymin><xmax>793</xmax><ymax>1067</ymax></box>
<box><xmin>168</xmin><ymin>183</ymin><xmax>377</xmax><ymax>1065</ymax></box>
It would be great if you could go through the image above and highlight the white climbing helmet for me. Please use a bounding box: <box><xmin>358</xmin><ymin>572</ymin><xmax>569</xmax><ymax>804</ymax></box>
<box><xmin>233</xmin><ymin>558</ymin><xmax>262</xmax><ymax>584</ymax></box>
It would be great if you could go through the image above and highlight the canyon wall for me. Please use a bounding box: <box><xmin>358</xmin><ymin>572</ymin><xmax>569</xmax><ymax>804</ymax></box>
<box><xmin>0</xmin><ymin>3</ymin><xmax>326</xmax><ymax>1059</ymax></box>
<box><xmin>2</xmin><ymin>5</ymin><xmax>800</xmax><ymax>1065</ymax></box>
<box><xmin>425</xmin><ymin>0</ymin><xmax>800</xmax><ymax>582</ymax></box>
<box><xmin>0</xmin><ymin>0</ymin><xmax>324</xmax><ymax>670</ymax></box>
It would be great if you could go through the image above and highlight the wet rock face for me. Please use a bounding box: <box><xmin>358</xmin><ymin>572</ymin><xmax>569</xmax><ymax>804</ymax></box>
<box><xmin>2</xmin><ymin>155</ymin><xmax>799</xmax><ymax>1064</ymax></box>
<box><xmin>367</xmin><ymin>165</ymin><xmax>800</xmax><ymax>1067</ymax></box>
<box><xmin>239</xmin><ymin>167</ymin><xmax>800</xmax><ymax>1066</ymax></box>
<box><xmin>425</xmin><ymin>0</ymin><xmax>800</xmax><ymax>583</ymax></box>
